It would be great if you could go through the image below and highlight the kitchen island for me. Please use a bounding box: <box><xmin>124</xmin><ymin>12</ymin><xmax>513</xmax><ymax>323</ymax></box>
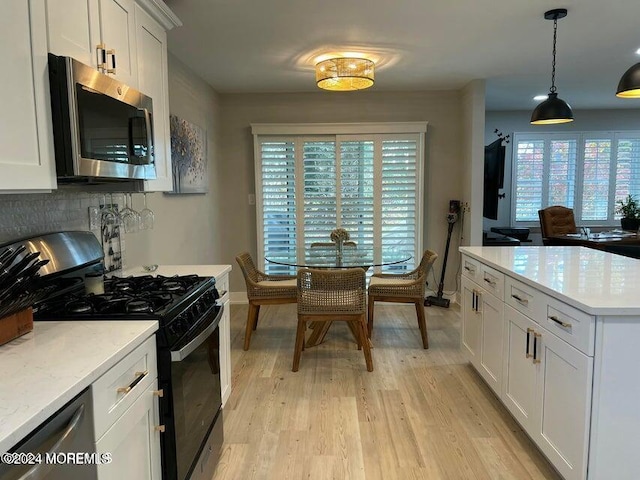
<box><xmin>459</xmin><ymin>246</ymin><xmax>640</xmax><ymax>480</ymax></box>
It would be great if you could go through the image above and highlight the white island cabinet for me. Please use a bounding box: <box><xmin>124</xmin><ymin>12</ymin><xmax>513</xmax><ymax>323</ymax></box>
<box><xmin>460</xmin><ymin>246</ymin><xmax>640</xmax><ymax>480</ymax></box>
<box><xmin>122</xmin><ymin>265</ymin><xmax>233</xmax><ymax>406</ymax></box>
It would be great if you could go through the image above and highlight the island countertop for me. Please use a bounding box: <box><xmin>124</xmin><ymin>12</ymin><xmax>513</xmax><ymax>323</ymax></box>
<box><xmin>460</xmin><ymin>246</ymin><xmax>640</xmax><ymax>315</ymax></box>
<box><xmin>0</xmin><ymin>320</ymin><xmax>158</xmax><ymax>453</ymax></box>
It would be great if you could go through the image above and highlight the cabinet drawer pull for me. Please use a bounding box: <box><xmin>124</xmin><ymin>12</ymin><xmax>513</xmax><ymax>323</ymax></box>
<box><xmin>526</xmin><ymin>328</ymin><xmax>533</xmax><ymax>358</ymax></box>
<box><xmin>117</xmin><ymin>370</ymin><xmax>149</xmax><ymax>394</ymax></box>
<box><xmin>548</xmin><ymin>315</ymin><xmax>572</xmax><ymax>328</ymax></box>
<box><xmin>464</xmin><ymin>265</ymin><xmax>475</xmax><ymax>273</ymax></box>
<box><xmin>533</xmin><ymin>332</ymin><xmax>542</xmax><ymax>364</ymax></box>
<box><xmin>155</xmin><ymin>425</ymin><xmax>166</xmax><ymax>433</ymax></box>
<box><xmin>511</xmin><ymin>294</ymin><xmax>528</xmax><ymax>305</ymax></box>
<box><xmin>483</xmin><ymin>277</ymin><xmax>496</xmax><ymax>286</ymax></box>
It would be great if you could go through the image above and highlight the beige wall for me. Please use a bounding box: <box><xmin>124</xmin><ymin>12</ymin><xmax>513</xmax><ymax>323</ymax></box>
<box><xmin>218</xmin><ymin>91</ymin><xmax>465</xmax><ymax>295</ymax></box>
<box><xmin>124</xmin><ymin>54</ymin><xmax>224</xmax><ymax>268</ymax></box>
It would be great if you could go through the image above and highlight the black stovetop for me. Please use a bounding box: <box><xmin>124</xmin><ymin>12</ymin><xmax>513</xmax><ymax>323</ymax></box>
<box><xmin>34</xmin><ymin>274</ymin><xmax>220</xmax><ymax>347</ymax></box>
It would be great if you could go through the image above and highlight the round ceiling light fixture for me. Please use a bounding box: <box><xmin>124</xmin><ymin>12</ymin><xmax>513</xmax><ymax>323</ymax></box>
<box><xmin>315</xmin><ymin>57</ymin><xmax>375</xmax><ymax>91</ymax></box>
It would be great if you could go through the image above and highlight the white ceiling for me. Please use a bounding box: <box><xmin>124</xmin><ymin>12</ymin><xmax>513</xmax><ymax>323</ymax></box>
<box><xmin>164</xmin><ymin>0</ymin><xmax>640</xmax><ymax>111</ymax></box>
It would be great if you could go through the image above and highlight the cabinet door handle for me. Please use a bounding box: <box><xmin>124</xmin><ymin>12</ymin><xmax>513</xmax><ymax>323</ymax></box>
<box><xmin>106</xmin><ymin>49</ymin><xmax>117</xmax><ymax>74</ymax></box>
<box><xmin>96</xmin><ymin>43</ymin><xmax>106</xmax><ymax>72</ymax></box>
<box><xmin>483</xmin><ymin>277</ymin><xmax>496</xmax><ymax>286</ymax></box>
<box><xmin>533</xmin><ymin>332</ymin><xmax>542</xmax><ymax>364</ymax></box>
<box><xmin>154</xmin><ymin>425</ymin><xmax>166</xmax><ymax>433</ymax></box>
<box><xmin>526</xmin><ymin>328</ymin><xmax>533</xmax><ymax>358</ymax></box>
<box><xmin>512</xmin><ymin>294</ymin><xmax>529</xmax><ymax>306</ymax></box>
<box><xmin>117</xmin><ymin>370</ymin><xmax>148</xmax><ymax>394</ymax></box>
<box><xmin>548</xmin><ymin>315</ymin><xmax>572</xmax><ymax>328</ymax></box>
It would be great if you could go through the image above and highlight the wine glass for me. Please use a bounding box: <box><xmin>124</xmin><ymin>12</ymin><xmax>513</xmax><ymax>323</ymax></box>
<box><xmin>139</xmin><ymin>193</ymin><xmax>154</xmax><ymax>230</ymax></box>
<box><xmin>101</xmin><ymin>194</ymin><xmax>121</xmax><ymax>226</ymax></box>
<box><xmin>120</xmin><ymin>193</ymin><xmax>140</xmax><ymax>233</ymax></box>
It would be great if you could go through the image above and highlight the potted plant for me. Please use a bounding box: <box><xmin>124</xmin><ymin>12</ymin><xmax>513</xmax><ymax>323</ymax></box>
<box><xmin>616</xmin><ymin>194</ymin><xmax>640</xmax><ymax>231</ymax></box>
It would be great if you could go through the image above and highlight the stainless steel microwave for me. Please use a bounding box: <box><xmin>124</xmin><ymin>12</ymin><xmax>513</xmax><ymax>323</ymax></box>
<box><xmin>48</xmin><ymin>54</ymin><xmax>156</xmax><ymax>182</ymax></box>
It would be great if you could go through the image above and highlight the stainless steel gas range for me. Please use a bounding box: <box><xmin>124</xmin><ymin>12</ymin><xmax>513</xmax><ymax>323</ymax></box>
<box><xmin>3</xmin><ymin>231</ymin><xmax>224</xmax><ymax>480</ymax></box>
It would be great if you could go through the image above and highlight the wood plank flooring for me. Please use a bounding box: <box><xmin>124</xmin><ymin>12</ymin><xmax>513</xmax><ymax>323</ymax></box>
<box><xmin>212</xmin><ymin>303</ymin><xmax>561</xmax><ymax>480</ymax></box>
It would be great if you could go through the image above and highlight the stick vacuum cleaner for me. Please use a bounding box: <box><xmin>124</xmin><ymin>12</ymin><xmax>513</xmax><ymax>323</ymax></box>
<box><xmin>426</xmin><ymin>200</ymin><xmax>460</xmax><ymax>308</ymax></box>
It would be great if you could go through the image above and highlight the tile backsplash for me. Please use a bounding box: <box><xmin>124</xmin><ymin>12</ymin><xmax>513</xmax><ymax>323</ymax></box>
<box><xmin>0</xmin><ymin>191</ymin><xmax>102</xmax><ymax>244</ymax></box>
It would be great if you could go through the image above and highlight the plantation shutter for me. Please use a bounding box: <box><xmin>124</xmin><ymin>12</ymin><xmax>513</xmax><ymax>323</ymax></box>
<box><xmin>614</xmin><ymin>136</ymin><xmax>640</xmax><ymax>216</ymax></box>
<box><xmin>381</xmin><ymin>139</ymin><xmax>418</xmax><ymax>269</ymax></box>
<box><xmin>548</xmin><ymin>139</ymin><xmax>577</xmax><ymax>208</ymax></box>
<box><xmin>260</xmin><ymin>141</ymin><xmax>297</xmax><ymax>274</ymax></box>
<box><xmin>339</xmin><ymin>141</ymin><xmax>374</xmax><ymax>250</ymax></box>
<box><xmin>581</xmin><ymin>138</ymin><xmax>612</xmax><ymax>221</ymax></box>
<box><xmin>302</xmin><ymin>141</ymin><xmax>337</xmax><ymax>248</ymax></box>
<box><xmin>514</xmin><ymin>139</ymin><xmax>545</xmax><ymax>222</ymax></box>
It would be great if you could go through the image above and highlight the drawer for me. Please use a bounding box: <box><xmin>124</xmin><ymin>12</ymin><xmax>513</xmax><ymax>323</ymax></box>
<box><xmin>505</xmin><ymin>276</ymin><xmax>546</xmax><ymax>323</ymax></box>
<box><xmin>480</xmin><ymin>263</ymin><xmax>504</xmax><ymax>301</ymax></box>
<box><xmin>543</xmin><ymin>297</ymin><xmax>595</xmax><ymax>356</ymax></box>
<box><xmin>92</xmin><ymin>335</ymin><xmax>158</xmax><ymax>440</ymax></box>
<box><xmin>461</xmin><ymin>255</ymin><xmax>482</xmax><ymax>283</ymax></box>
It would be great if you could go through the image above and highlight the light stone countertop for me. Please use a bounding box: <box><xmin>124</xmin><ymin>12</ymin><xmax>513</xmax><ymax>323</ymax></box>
<box><xmin>460</xmin><ymin>246</ymin><xmax>640</xmax><ymax>315</ymax></box>
<box><xmin>0</xmin><ymin>320</ymin><xmax>158</xmax><ymax>453</ymax></box>
<box><xmin>121</xmin><ymin>264</ymin><xmax>232</xmax><ymax>280</ymax></box>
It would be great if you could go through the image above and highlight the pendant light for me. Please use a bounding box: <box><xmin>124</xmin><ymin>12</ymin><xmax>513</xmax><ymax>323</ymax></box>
<box><xmin>531</xmin><ymin>9</ymin><xmax>574</xmax><ymax>125</ymax></box>
<box><xmin>616</xmin><ymin>62</ymin><xmax>640</xmax><ymax>98</ymax></box>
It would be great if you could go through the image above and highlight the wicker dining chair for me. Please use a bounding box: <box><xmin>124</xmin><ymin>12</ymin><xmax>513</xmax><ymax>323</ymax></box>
<box><xmin>293</xmin><ymin>268</ymin><xmax>372</xmax><ymax>372</ymax></box>
<box><xmin>367</xmin><ymin>249</ymin><xmax>438</xmax><ymax>349</ymax></box>
<box><xmin>235</xmin><ymin>252</ymin><xmax>298</xmax><ymax>350</ymax></box>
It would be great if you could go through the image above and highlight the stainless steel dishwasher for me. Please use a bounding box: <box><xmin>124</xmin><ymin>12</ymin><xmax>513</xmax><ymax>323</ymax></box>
<box><xmin>0</xmin><ymin>387</ymin><xmax>97</xmax><ymax>480</ymax></box>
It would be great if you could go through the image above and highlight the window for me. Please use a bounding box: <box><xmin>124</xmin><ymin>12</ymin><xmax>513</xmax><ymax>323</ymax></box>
<box><xmin>512</xmin><ymin>131</ymin><xmax>640</xmax><ymax>226</ymax></box>
<box><xmin>253</xmin><ymin>123</ymin><xmax>427</xmax><ymax>274</ymax></box>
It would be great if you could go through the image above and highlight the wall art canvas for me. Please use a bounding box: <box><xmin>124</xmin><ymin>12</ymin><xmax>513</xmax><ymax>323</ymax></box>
<box><xmin>168</xmin><ymin>115</ymin><xmax>208</xmax><ymax>194</ymax></box>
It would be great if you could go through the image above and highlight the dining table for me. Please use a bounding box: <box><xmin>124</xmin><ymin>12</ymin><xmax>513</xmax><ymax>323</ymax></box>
<box><xmin>266</xmin><ymin>245</ymin><xmax>413</xmax><ymax>347</ymax></box>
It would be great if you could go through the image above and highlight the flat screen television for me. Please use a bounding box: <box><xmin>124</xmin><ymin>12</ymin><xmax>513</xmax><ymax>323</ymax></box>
<box><xmin>483</xmin><ymin>138</ymin><xmax>506</xmax><ymax>220</ymax></box>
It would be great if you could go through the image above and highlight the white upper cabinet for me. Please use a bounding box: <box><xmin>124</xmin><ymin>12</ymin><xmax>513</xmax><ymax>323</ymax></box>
<box><xmin>0</xmin><ymin>1</ymin><xmax>57</xmax><ymax>191</ymax></box>
<box><xmin>46</xmin><ymin>0</ymin><xmax>100</xmax><ymax>67</ymax></box>
<box><xmin>46</xmin><ymin>0</ymin><xmax>138</xmax><ymax>87</ymax></box>
<box><xmin>135</xmin><ymin>5</ymin><xmax>172</xmax><ymax>191</ymax></box>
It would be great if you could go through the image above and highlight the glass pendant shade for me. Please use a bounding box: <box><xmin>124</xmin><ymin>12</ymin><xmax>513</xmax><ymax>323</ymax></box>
<box><xmin>616</xmin><ymin>62</ymin><xmax>640</xmax><ymax>98</ymax></box>
<box><xmin>531</xmin><ymin>92</ymin><xmax>574</xmax><ymax>124</ymax></box>
<box><xmin>316</xmin><ymin>57</ymin><xmax>374</xmax><ymax>91</ymax></box>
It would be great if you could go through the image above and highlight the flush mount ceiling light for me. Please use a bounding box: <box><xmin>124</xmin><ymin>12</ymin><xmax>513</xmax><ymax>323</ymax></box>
<box><xmin>616</xmin><ymin>61</ymin><xmax>640</xmax><ymax>98</ymax></box>
<box><xmin>530</xmin><ymin>9</ymin><xmax>574</xmax><ymax>125</ymax></box>
<box><xmin>315</xmin><ymin>57</ymin><xmax>374</xmax><ymax>91</ymax></box>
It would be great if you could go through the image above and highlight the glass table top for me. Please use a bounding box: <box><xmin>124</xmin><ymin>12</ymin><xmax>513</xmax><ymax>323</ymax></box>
<box><xmin>266</xmin><ymin>246</ymin><xmax>412</xmax><ymax>269</ymax></box>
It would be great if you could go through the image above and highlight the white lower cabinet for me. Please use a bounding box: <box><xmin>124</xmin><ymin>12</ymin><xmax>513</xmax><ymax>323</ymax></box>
<box><xmin>92</xmin><ymin>335</ymin><xmax>162</xmax><ymax>480</ymax></box>
<box><xmin>502</xmin><ymin>305</ymin><xmax>592</xmax><ymax>480</ymax></box>
<box><xmin>463</xmin><ymin>254</ymin><xmax>593</xmax><ymax>480</ymax></box>
<box><xmin>216</xmin><ymin>271</ymin><xmax>231</xmax><ymax>406</ymax></box>
<box><xmin>461</xmin><ymin>276</ymin><xmax>504</xmax><ymax>396</ymax></box>
<box><xmin>96</xmin><ymin>382</ymin><xmax>162</xmax><ymax>480</ymax></box>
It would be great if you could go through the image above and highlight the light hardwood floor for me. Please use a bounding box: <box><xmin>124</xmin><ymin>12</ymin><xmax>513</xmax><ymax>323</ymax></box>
<box><xmin>213</xmin><ymin>302</ymin><xmax>561</xmax><ymax>480</ymax></box>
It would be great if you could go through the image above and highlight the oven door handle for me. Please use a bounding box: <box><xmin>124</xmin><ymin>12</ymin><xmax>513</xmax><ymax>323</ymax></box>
<box><xmin>171</xmin><ymin>305</ymin><xmax>223</xmax><ymax>362</ymax></box>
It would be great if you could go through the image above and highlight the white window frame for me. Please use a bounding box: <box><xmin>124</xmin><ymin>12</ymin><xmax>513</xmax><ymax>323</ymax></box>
<box><xmin>511</xmin><ymin>131</ymin><xmax>640</xmax><ymax>227</ymax></box>
<box><xmin>252</xmin><ymin>122</ymin><xmax>427</xmax><ymax>271</ymax></box>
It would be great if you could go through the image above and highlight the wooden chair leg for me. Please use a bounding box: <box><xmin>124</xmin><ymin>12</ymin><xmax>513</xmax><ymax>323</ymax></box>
<box><xmin>244</xmin><ymin>303</ymin><xmax>259</xmax><ymax>351</ymax></box>
<box><xmin>346</xmin><ymin>321</ymin><xmax>362</xmax><ymax>350</ymax></box>
<box><xmin>415</xmin><ymin>300</ymin><xmax>429</xmax><ymax>349</ymax></box>
<box><xmin>367</xmin><ymin>295</ymin><xmax>375</xmax><ymax>338</ymax></box>
<box><xmin>358</xmin><ymin>315</ymin><xmax>373</xmax><ymax>371</ymax></box>
<box><xmin>292</xmin><ymin>319</ymin><xmax>306</xmax><ymax>372</ymax></box>
<box><xmin>251</xmin><ymin>304</ymin><xmax>261</xmax><ymax>330</ymax></box>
